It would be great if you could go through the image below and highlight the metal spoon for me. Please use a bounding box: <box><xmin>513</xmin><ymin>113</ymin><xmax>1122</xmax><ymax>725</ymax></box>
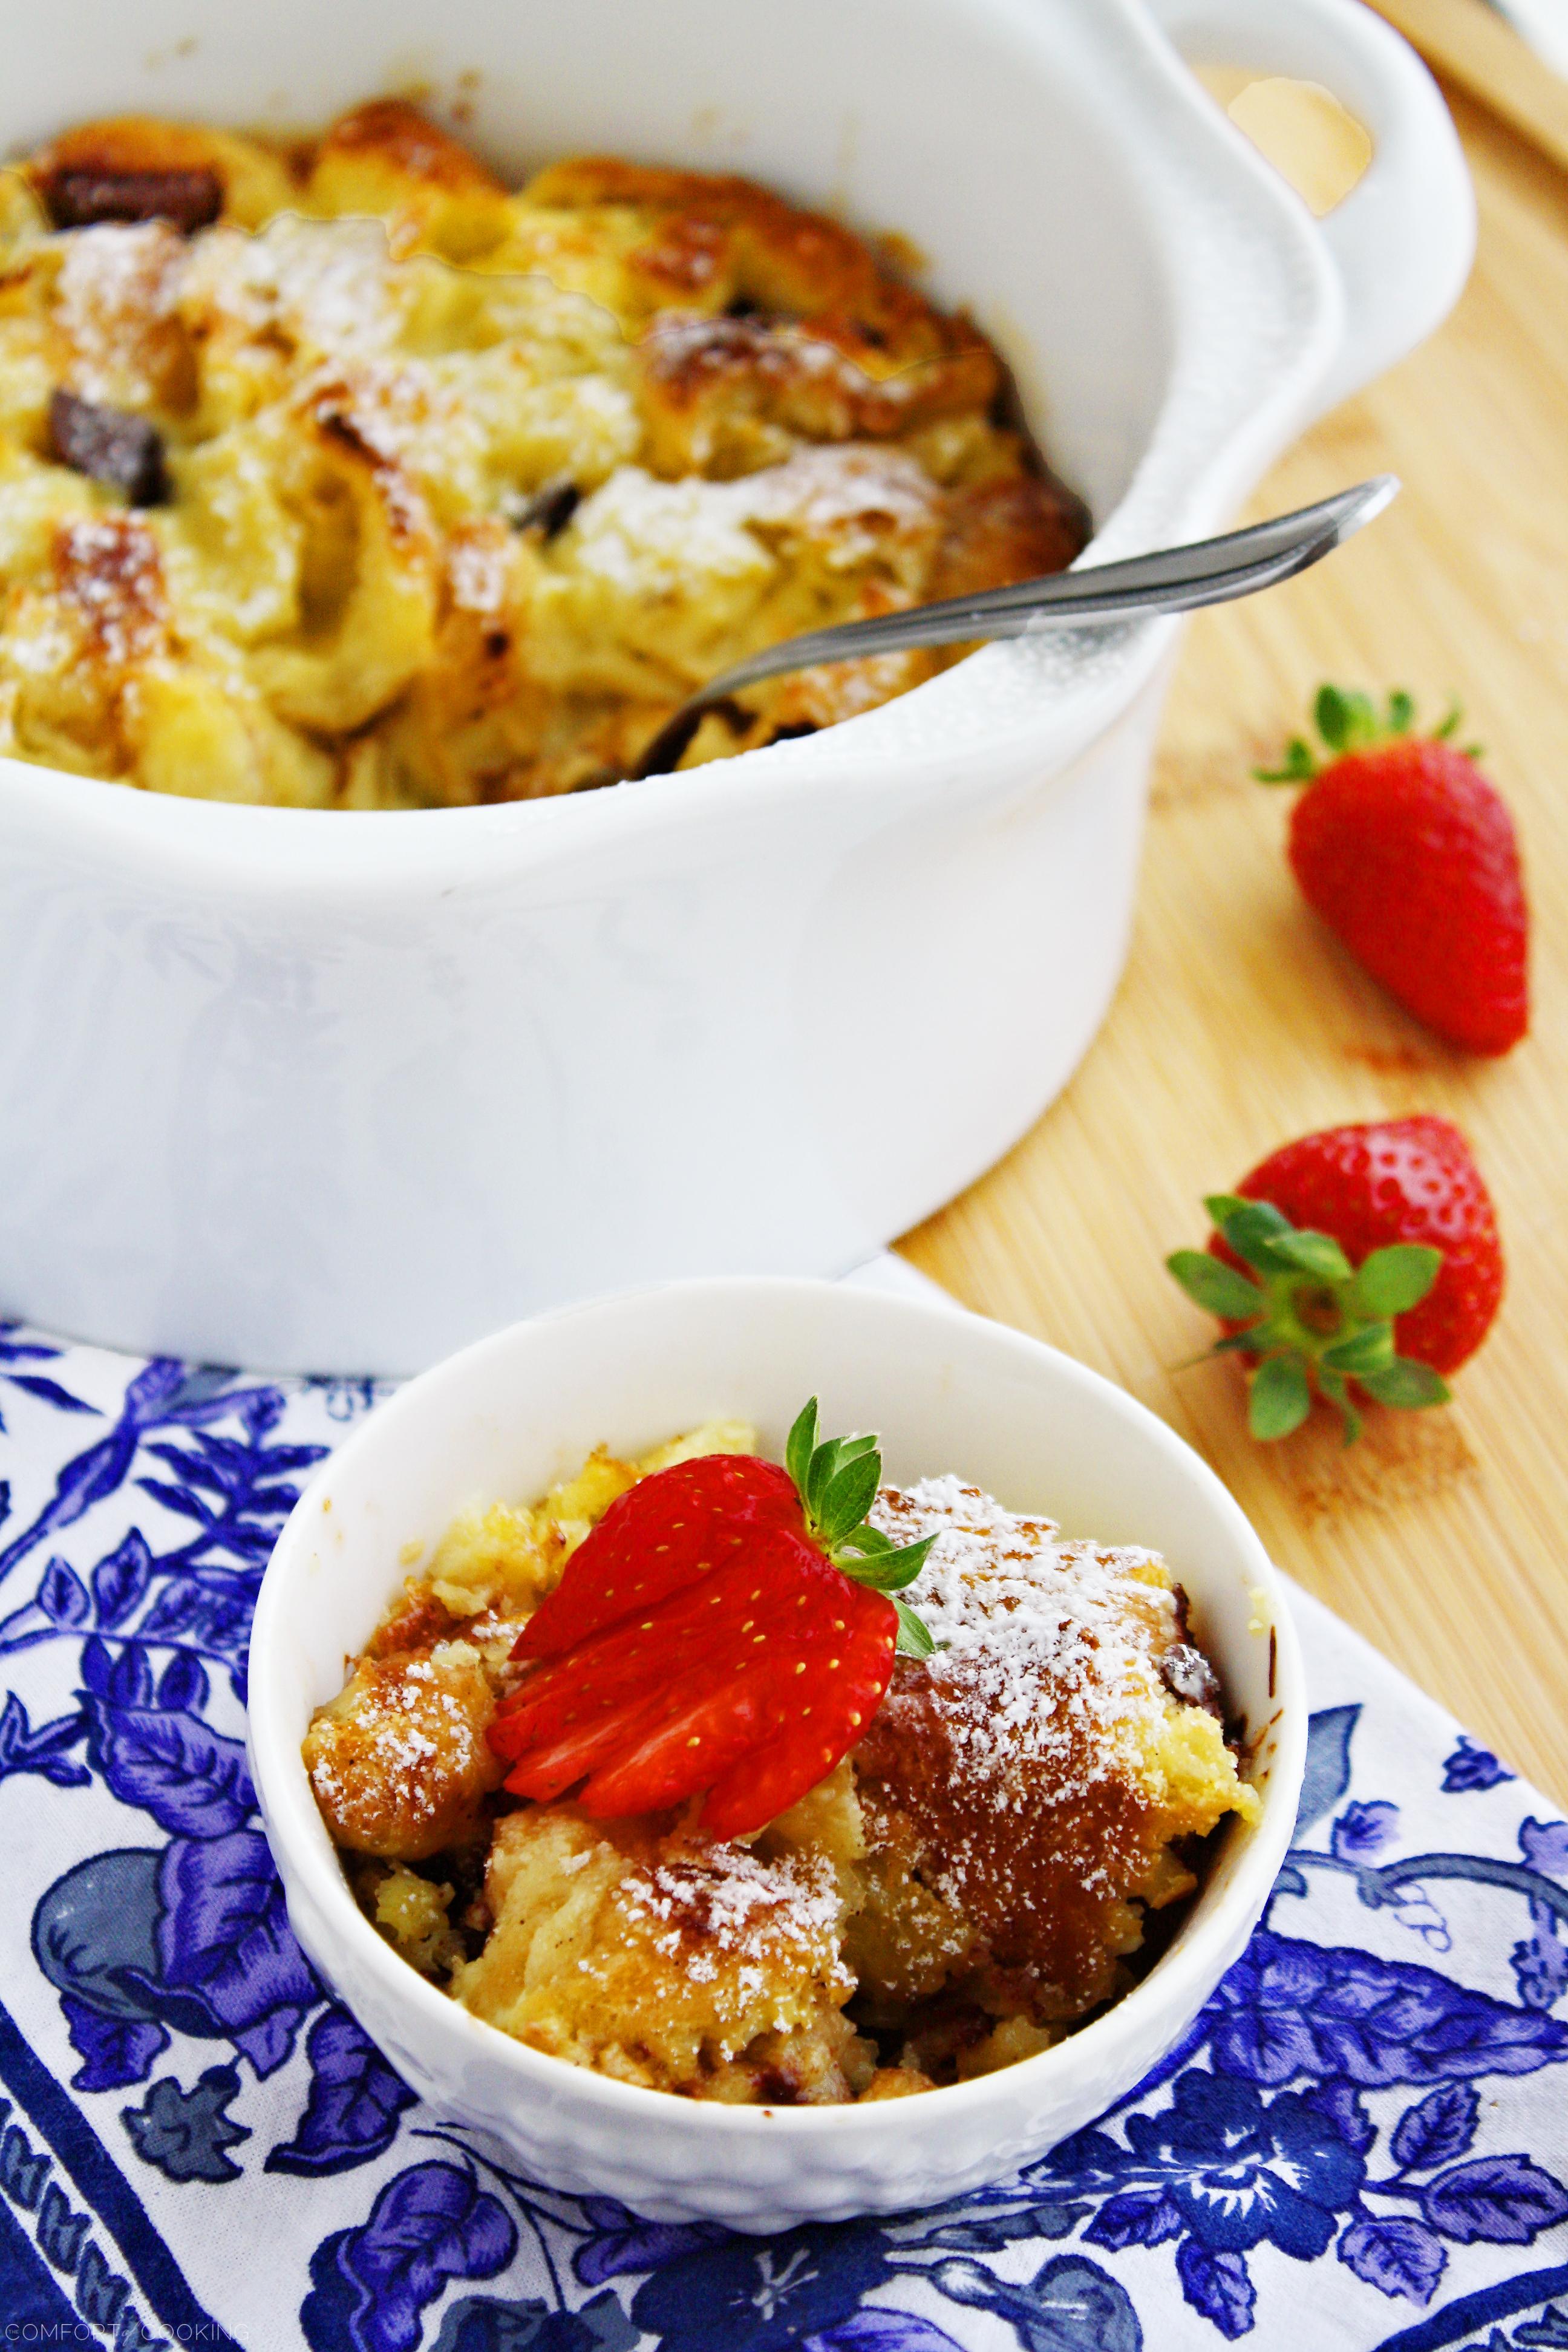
<box><xmin>632</xmin><ymin>474</ymin><xmax>1399</xmax><ymax>779</ymax></box>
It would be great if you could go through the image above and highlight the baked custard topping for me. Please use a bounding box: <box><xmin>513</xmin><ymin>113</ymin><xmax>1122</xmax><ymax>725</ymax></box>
<box><xmin>304</xmin><ymin>1419</ymin><xmax>1258</xmax><ymax>2103</ymax></box>
<box><xmin>0</xmin><ymin>102</ymin><xmax>1088</xmax><ymax>806</ymax></box>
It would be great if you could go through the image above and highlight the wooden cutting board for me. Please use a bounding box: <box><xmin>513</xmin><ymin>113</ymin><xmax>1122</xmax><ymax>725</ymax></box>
<box><xmin>901</xmin><ymin>77</ymin><xmax>1568</xmax><ymax>1808</ymax></box>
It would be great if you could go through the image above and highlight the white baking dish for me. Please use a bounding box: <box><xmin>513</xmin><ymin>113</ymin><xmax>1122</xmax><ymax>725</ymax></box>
<box><xmin>0</xmin><ymin>0</ymin><xmax>1472</xmax><ymax>1373</ymax></box>
<box><xmin>248</xmin><ymin>1276</ymin><xmax>1306</xmax><ymax>2226</ymax></box>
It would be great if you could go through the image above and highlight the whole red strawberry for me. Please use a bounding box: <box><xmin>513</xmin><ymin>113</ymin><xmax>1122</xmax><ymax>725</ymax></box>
<box><xmin>489</xmin><ymin>1401</ymin><xmax>937</xmax><ymax>1837</ymax></box>
<box><xmin>1259</xmin><ymin>687</ymin><xmax>1528</xmax><ymax>1055</ymax></box>
<box><xmin>1167</xmin><ymin>1116</ymin><xmax>1503</xmax><ymax>1441</ymax></box>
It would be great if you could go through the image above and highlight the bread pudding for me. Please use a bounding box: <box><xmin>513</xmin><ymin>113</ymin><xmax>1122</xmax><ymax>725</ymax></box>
<box><xmin>304</xmin><ymin>1417</ymin><xmax>1257</xmax><ymax>2103</ymax></box>
<box><xmin>0</xmin><ymin>102</ymin><xmax>1086</xmax><ymax>806</ymax></box>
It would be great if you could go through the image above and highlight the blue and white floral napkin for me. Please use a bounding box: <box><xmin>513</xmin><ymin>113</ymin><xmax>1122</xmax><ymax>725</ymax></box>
<box><xmin>0</xmin><ymin>1289</ymin><xmax>1564</xmax><ymax>2352</ymax></box>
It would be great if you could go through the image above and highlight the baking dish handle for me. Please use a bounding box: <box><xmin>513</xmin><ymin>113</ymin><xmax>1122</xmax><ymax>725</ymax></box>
<box><xmin>1145</xmin><ymin>0</ymin><xmax>1475</xmax><ymax>419</ymax></box>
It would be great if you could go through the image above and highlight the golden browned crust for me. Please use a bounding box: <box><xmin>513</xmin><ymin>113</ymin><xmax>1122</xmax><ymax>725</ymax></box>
<box><xmin>53</xmin><ymin>512</ymin><xmax>167</xmax><ymax>663</ymax></box>
<box><xmin>0</xmin><ymin>103</ymin><xmax>1088</xmax><ymax>803</ymax></box>
<box><xmin>368</xmin><ymin>1583</ymin><xmax>463</xmax><ymax>1661</ymax></box>
<box><xmin>312</xmin><ymin>100</ymin><xmax>507</xmax><ymax>196</ymax></box>
<box><xmin>528</xmin><ymin>155</ymin><xmax>998</xmax><ymax>391</ymax></box>
<box><xmin>25</xmin><ymin>115</ymin><xmax>298</xmax><ymax>232</ymax></box>
<box><xmin>303</xmin><ymin>101</ymin><xmax>514</xmax><ymax>264</ymax></box>
<box><xmin>532</xmin><ymin>161</ymin><xmax>952</xmax><ymax>332</ymax></box>
<box><xmin>452</xmin><ymin>1806</ymin><xmax>863</xmax><ymax>2096</ymax></box>
<box><xmin>635</xmin><ymin>311</ymin><xmax>995</xmax><ymax>482</ymax></box>
<box><xmin>855</xmin><ymin>1655</ymin><xmax>1161</xmax><ymax>2010</ymax></box>
<box><xmin>928</xmin><ymin>473</ymin><xmax>1090</xmax><ymax>604</ymax></box>
<box><xmin>848</xmin><ymin>1485</ymin><xmax>1259</xmax><ymax>2028</ymax></box>
<box><xmin>302</xmin><ymin>1638</ymin><xmax>505</xmax><ymax>1860</ymax></box>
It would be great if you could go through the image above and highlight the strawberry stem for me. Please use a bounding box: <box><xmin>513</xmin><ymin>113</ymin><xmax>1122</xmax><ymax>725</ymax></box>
<box><xmin>1253</xmin><ymin>683</ymin><xmax>1474</xmax><ymax>785</ymax></box>
<box><xmin>784</xmin><ymin>1397</ymin><xmax>941</xmax><ymax>1655</ymax></box>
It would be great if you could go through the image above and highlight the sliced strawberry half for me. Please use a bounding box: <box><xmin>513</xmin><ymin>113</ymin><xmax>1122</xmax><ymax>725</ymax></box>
<box><xmin>505</xmin><ymin>1535</ymin><xmax>898</xmax><ymax>1823</ymax></box>
<box><xmin>489</xmin><ymin>1555</ymin><xmax>759</xmax><ymax>1759</ymax></box>
<box><xmin>702</xmin><ymin>1573</ymin><xmax>899</xmax><ymax>1837</ymax></box>
<box><xmin>489</xmin><ymin>1399</ymin><xmax>938</xmax><ymax>1837</ymax></box>
<box><xmin>515</xmin><ymin>1452</ymin><xmax>800</xmax><ymax>1661</ymax></box>
<box><xmin>491</xmin><ymin>1549</ymin><xmax>791</xmax><ymax>1772</ymax></box>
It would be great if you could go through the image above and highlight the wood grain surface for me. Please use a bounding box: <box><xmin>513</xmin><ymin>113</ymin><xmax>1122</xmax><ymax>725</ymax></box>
<box><xmin>1370</xmin><ymin>0</ymin><xmax>1568</xmax><ymax>175</ymax></box>
<box><xmin>901</xmin><ymin>80</ymin><xmax>1568</xmax><ymax>1808</ymax></box>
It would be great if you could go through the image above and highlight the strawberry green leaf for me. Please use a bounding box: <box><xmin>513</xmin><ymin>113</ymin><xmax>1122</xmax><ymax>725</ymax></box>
<box><xmin>1316</xmin><ymin>684</ymin><xmax>1380</xmax><ymax>753</ymax></box>
<box><xmin>1316</xmin><ymin>1367</ymin><xmax>1363</xmax><ymax>1446</ymax></box>
<box><xmin>1262</xmin><ymin>684</ymin><xmax>1471</xmax><ymax>788</ymax></box>
<box><xmin>832</xmin><ymin>1433</ymin><xmax>881</xmax><ymax>1466</ymax></box>
<box><xmin>805</xmin><ymin>1436</ymin><xmax>849</xmax><ymax>1520</ymax></box>
<box><xmin>1320</xmin><ymin>1323</ymin><xmax>1396</xmax><ymax>1376</ymax></box>
<box><xmin>785</xmin><ymin>1398</ymin><xmax>818</xmax><ymax>1494</ymax></box>
<box><xmin>1166</xmin><ymin>1250</ymin><xmax>1266</xmax><ymax>1319</ymax></box>
<box><xmin>1346</xmin><ymin>1244</ymin><xmax>1442</xmax><ymax>1318</ymax></box>
<box><xmin>1212</xmin><ymin>1200</ymin><xmax>1297</xmax><ymax>1276</ymax></box>
<box><xmin>818</xmin><ymin>1452</ymin><xmax>882</xmax><ymax>1546</ymax></box>
<box><xmin>784</xmin><ymin>1400</ymin><xmax>939</xmax><ymax>1652</ymax></box>
<box><xmin>1249</xmin><ymin>1354</ymin><xmax>1312</xmax><ymax>1440</ymax></box>
<box><xmin>840</xmin><ymin>1533</ymin><xmax>936</xmax><ymax>1592</ymax></box>
<box><xmin>1431</xmin><ymin>697</ymin><xmax>1484</xmax><ymax>757</ymax></box>
<box><xmin>1315</xmin><ymin>684</ymin><xmax>1349</xmax><ymax>747</ymax></box>
<box><xmin>1254</xmin><ymin>737</ymin><xmax>1318</xmax><ymax>785</ymax></box>
<box><xmin>1177</xmin><ymin>1167</ymin><xmax>1462</xmax><ymax>1452</ymax></box>
<box><xmin>1357</xmin><ymin>1359</ymin><xmax>1451</xmax><ymax>1410</ymax></box>
<box><xmin>1269</xmin><ymin>1227</ymin><xmax>1354</xmax><ymax>1284</ymax></box>
<box><xmin>808</xmin><ymin>1434</ymin><xmax>878</xmax><ymax>1518</ymax></box>
<box><xmin>893</xmin><ymin>1596</ymin><xmax>938</xmax><ymax>1659</ymax></box>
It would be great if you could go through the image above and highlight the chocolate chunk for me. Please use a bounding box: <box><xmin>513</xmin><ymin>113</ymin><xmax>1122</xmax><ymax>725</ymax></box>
<box><xmin>508</xmin><ymin>478</ymin><xmax>581</xmax><ymax>540</ymax></box>
<box><xmin>633</xmin><ymin>694</ymin><xmax>754</xmax><ymax>780</ymax></box>
<box><xmin>49</xmin><ymin>389</ymin><xmax>170</xmax><ymax>506</ymax></box>
<box><xmin>1159</xmin><ymin>1642</ymin><xmax>1224</xmax><ymax>1719</ymax></box>
<box><xmin>45</xmin><ymin>167</ymin><xmax>223</xmax><ymax>236</ymax></box>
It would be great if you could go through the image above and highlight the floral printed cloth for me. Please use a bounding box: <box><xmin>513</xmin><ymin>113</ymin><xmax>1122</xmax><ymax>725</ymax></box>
<box><xmin>0</xmin><ymin>1296</ymin><xmax>1564</xmax><ymax>2352</ymax></box>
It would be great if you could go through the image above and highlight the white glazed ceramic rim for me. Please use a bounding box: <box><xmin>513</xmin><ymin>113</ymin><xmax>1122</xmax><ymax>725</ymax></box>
<box><xmin>249</xmin><ymin>1276</ymin><xmax>1307</xmax><ymax>2146</ymax></box>
<box><xmin>0</xmin><ymin>0</ymin><xmax>1344</xmax><ymax>880</ymax></box>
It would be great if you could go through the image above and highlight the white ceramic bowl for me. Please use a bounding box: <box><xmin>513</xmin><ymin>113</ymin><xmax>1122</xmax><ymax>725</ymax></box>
<box><xmin>248</xmin><ymin>1277</ymin><xmax>1306</xmax><ymax>2228</ymax></box>
<box><xmin>0</xmin><ymin>0</ymin><xmax>1471</xmax><ymax>1375</ymax></box>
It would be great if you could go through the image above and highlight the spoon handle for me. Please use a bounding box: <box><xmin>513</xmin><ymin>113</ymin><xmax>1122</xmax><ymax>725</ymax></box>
<box><xmin>634</xmin><ymin>475</ymin><xmax>1399</xmax><ymax>779</ymax></box>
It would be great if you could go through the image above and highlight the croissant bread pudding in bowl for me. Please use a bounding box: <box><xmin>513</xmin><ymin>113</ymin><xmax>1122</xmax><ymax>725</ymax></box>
<box><xmin>0</xmin><ymin>99</ymin><xmax>1085</xmax><ymax>807</ymax></box>
<box><xmin>249</xmin><ymin>1278</ymin><xmax>1304</xmax><ymax>2226</ymax></box>
<box><xmin>0</xmin><ymin>0</ymin><xmax>1475</xmax><ymax>1376</ymax></box>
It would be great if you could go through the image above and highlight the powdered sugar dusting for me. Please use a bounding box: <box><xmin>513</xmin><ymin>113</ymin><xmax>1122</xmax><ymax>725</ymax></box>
<box><xmin>856</xmin><ymin>1477</ymin><xmax>1185</xmax><ymax>1950</ymax></box>
<box><xmin>306</xmin><ymin>1641</ymin><xmax>489</xmax><ymax>1831</ymax></box>
<box><xmin>562</xmin><ymin>441</ymin><xmax>938</xmax><ymax>598</ymax></box>
<box><xmin>54</xmin><ymin>221</ymin><xmax>185</xmax><ymax>405</ymax></box>
<box><xmin>852</xmin><ymin>1478</ymin><xmax>1253</xmax><ymax>2011</ymax></box>
<box><xmin>54</xmin><ymin>517</ymin><xmax>167</xmax><ymax>667</ymax></box>
<box><xmin>619</xmin><ymin>1843</ymin><xmax>844</xmax><ymax>1996</ymax></box>
<box><xmin>447</xmin><ymin>526</ymin><xmax>510</xmax><ymax>614</ymax></box>
<box><xmin>874</xmin><ymin>1475</ymin><xmax>1175</xmax><ymax>1802</ymax></box>
<box><xmin>186</xmin><ymin>214</ymin><xmax>402</xmax><ymax>362</ymax></box>
<box><xmin>743</xmin><ymin>442</ymin><xmax>938</xmax><ymax>550</ymax></box>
